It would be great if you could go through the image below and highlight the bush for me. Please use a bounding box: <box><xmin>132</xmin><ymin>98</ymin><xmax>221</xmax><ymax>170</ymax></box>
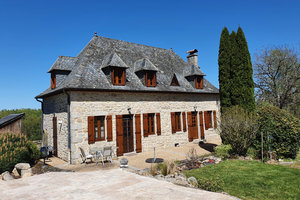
<box><xmin>197</xmin><ymin>177</ymin><xmax>224</xmax><ymax>192</ymax></box>
<box><xmin>254</xmin><ymin>105</ymin><xmax>300</xmax><ymax>159</ymax></box>
<box><xmin>214</xmin><ymin>144</ymin><xmax>232</xmax><ymax>159</ymax></box>
<box><xmin>246</xmin><ymin>147</ymin><xmax>257</xmax><ymax>159</ymax></box>
<box><xmin>0</xmin><ymin>133</ymin><xmax>40</xmax><ymax>173</ymax></box>
<box><xmin>220</xmin><ymin>106</ymin><xmax>258</xmax><ymax>156</ymax></box>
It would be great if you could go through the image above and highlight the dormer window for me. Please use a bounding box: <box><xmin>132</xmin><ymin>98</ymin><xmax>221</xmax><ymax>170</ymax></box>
<box><xmin>171</xmin><ymin>74</ymin><xmax>180</xmax><ymax>86</ymax></box>
<box><xmin>51</xmin><ymin>73</ymin><xmax>56</xmax><ymax>89</ymax></box>
<box><xmin>195</xmin><ymin>76</ymin><xmax>203</xmax><ymax>89</ymax></box>
<box><xmin>145</xmin><ymin>71</ymin><xmax>156</xmax><ymax>87</ymax></box>
<box><xmin>111</xmin><ymin>67</ymin><xmax>125</xmax><ymax>86</ymax></box>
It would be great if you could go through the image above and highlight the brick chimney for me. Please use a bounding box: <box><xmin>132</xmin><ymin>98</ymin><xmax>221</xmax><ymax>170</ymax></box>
<box><xmin>187</xmin><ymin>49</ymin><xmax>198</xmax><ymax>67</ymax></box>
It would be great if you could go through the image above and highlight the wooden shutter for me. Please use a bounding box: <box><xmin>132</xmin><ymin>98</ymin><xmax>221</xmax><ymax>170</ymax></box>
<box><xmin>51</xmin><ymin>73</ymin><xmax>56</xmax><ymax>89</ymax></box>
<box><xmin>187</xmin><ymin>112</ymin><xmax>193</xmax><ymax>142</ymax></box>
<box><xmin>111</xmin><ymin>68</ymin><xmax>115</xmax><ymax>85</ymax></box>
<box><xmin>121</xmin><ymin>69</ymin><xmax>126</xmax><ymax>85</ymax></box>
<box><xmin>106</xmin><ymin>115</ymin><xmax>113</xmax><ymax>141</ymax></box>
<box><xmin>153</xmin><ymin>72</ymin><xmax>157</xmax><ymax>87</ymax></box>
<box><xmin>213</xmin><ymin>110</ymin><xmax>217</xmax><ymax>129</ymax></box>
<box><xmin>135</xmin><ymin>114</ymin><xmax>142</xmax><ymax>153</ymax></box>
<box><xmin>88</xmin><ymin>116</ymin><xmax>95</xmax><ymax>144</ymax></box>
<box><xmin>182</xmin><ymin>112</ymin><xmax>187</xmax><ymax>132</ymax></box>
<box><xmin>199</xmin><ymin>111</ymin><xmax>205</xmax><ymax>139</ymax></box>
<box><xmin>171</xmin><ymin>112</ymin><xmax>176</xmax><ymax>133</ymax></box>
<box><xmin>156</xmin><ymin>113</ymin><xmax>161</xmax><ymax>135</ymax></box>
<box><xmin>116</xmin><ymin>115</ymin><xmax>123</xmax><ymax>156</ymax></box>
<box><xmin>200</xmin><ymin>77</ymin><xmax>203</xmax><ymax>89</ymax></box>
<box><xmin>204</xmin><ymin>111</ymin><xmax>209</xmax><ymax>130</ymax></box>
<box><xmin>143</xmin><ymin>113</ymin><xmax>148</xmax><ymax>137</ymax></box>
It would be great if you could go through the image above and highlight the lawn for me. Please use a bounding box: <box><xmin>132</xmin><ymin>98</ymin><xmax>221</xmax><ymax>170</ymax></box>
<box><xmin>184</xmin><ymin>160</ymin><xmax>300</xmax><ymax>200</ymax></box>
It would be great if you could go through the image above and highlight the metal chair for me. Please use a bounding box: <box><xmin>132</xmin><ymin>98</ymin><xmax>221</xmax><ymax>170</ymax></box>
<box><xmin>79</xmin><ymin>147</ymin><xmax>93</xmax><ymax>164</ymax></box>
<box><xmin>98</xmin><ymin>146</ymin><xmax>113</xmax><ymax>165</ymax></box>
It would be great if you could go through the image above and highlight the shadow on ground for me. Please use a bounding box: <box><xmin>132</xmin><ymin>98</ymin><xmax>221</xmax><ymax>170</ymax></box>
<box><xmin>199</xmin><ymin>143</ymin><xmax>217</xmax><ymax>153</ymax></box>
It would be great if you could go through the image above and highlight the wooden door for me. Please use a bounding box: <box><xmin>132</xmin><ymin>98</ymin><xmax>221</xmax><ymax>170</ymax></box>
<box><xmin>135</xmin><ymin>114</ymin><xmax>142</xmax><ymax>153</ymax></box>
<box><xmin>123</xmin><ymin>115</ymin><xmax>134</xmax><ymax>153</ymax></box>
<box><xmin>52</xmin><ymin>116</ymin><xmax>58</xmax><ymax>157</ymax></box>
<box><xmin>199</xmin><ymin>111</ymin><xmax>205</xmax><ymax>139</ymax></box>
<box><xmin>116</xmin><ymin>115</ymin><xmax>123</xmax><ymax>156</ymax></box>
<box><xmin>187</xmin><ymin>112</ymin><xmax>198</xmax><ymax>142</ymax></box>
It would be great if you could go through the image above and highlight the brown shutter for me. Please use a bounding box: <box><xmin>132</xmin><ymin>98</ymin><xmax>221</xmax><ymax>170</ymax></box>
<box><xmin>121</xmin><ymin>69</ymin><xmax>126</xmax><ymax>85</ymax></box>
<box><xmin>88</xmin><ymin>116</ymin><xmax>95</xmax><ymax>144</ymax></box>
<box><xmin>199</xmin><ymin>111</ymin><xmax>205</xmax><ymax>139</ymax></box>
<box><xmin>111</xmin><ymin>68</ymin><xmax>114</xmax><ymax>85</ymax></box>
<box><xmin>156</xmin><ymin>113</ymin><xmax>161</xmax><ymax>135</ymax></box>
<box><xmin>204</xmin><ymin>111</ymin><xmax>209</xmax><ymax>130</ymax></box>
<box><xmin>213</xmin><ymin>110</ymin><xmax>217</xmax><ymax>129</ymax></box>
<box><xmin>106</xmin><ymin>115</ymin><xmax>113</xmax><ymax>141</ymax></box>
<box><xmin>171</xmin><ymin>112</ymin><xmax>176</xmax><ymax>133</ymax></box>
<box><xmin>135</xmin><ymin>114</ymin><xmax>142</xmax><ymax>153</ymax></box>
<box><xmin>116</xmin><ymin>115</ymin><xmax>123</xmax><ymax>156</ymax></box>
<box><xmin>145</xmin><ymin>72</ymin><xmax>148</xmax><ymax>86</ymax></box>
<box><xmin>143</xmin><ymin>113</ymin><xmax>148</xmax><ymax>137</ymax></box>
<box><xmin>187</xmin><ymin>112</ymin><xmax>193</xmax><ymax>142</ymax></box>
<box><xmin>153</xmin><ymin>72</ymin><xmax>157</xmax><ymax>87</ymax></box>
<box><xmin>51</xmin><ymin>73</ymin><xmax>56</xmax><ymax>89</ymax></box>
<box><xmin>200</xmin><ymin>77</ymin><xmax>203</xmax><ymax>89</ymax></box>
<box><xmin>182</xmin><ymin>112</ymin><xmax>187</xmax><ymax>132</ymax></box>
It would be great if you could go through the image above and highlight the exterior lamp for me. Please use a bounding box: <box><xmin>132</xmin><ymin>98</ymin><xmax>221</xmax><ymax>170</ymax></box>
<box><xmin>127</xmin><ymin>107</ymin><xmax>132</xmax><ymax>115</ymax></box>
<box><xmin>194</xmin><ymin>106</ymin><xmax>197</xmax><ymax>112</ymax></box>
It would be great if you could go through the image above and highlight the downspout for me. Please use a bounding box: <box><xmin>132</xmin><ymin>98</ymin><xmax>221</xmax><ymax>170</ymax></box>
<box><xmin>63</xmin><ymin>89</ymin><xmax>72</xmax><ymax>164</ymax></box>
<box><xmin>35</xmin><ymin>98</ymin><xmax>44</xmax><ymax>146</ymax></box>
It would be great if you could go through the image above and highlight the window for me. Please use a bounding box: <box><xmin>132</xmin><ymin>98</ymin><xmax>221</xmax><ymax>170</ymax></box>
<box><xmin>51</xmin><ymin>73</ymin><xmax>56</xmax><ymax>89</ymax></box>
<box><xmin>145</xmin><ymin>71</ymin><xmax>156</xmax><ymax>87</ymax></box>
<box><xmin>88</xmin><ymin>115</ymin><xmax>113</xmax><ymax>144</ymax></box>
<box><xmin>195</xmin><ymin>76</ymin><xmax>203</xmax><ymax>89</ymax></box>
<box><xmin>171</xmin><ymin>112</ymin><xmax>182</xmax><ymax>133</ymax></box>
<box><xmin>204</xmin><ymin>111</ymin><xmax>213</xmax><ymax>130</ymax></box>
<box><xmin>171</xmin><ymin>74</ymin><xmax>180</xmax><ymax>86</ymax></box>
<box><xmin>111</xmin><ymin>67</ymin><xmax>125</xmax><ymax>86</ymax></box>
<box><xmin>147</xmin><ymin>113</ymin><xmax>155</xmax><ymax>135</ymax></box>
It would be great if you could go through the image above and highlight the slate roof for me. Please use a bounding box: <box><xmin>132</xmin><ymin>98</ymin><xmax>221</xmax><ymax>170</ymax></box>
<box><xmin>0</xmin><ymin>113</ymin><xmax>25</xmax><ymax>129</ymax></box>
<box><xmin>36</xmin><ymin>36</ymin><xmax>218</xmax><ymax>98</ymax></box>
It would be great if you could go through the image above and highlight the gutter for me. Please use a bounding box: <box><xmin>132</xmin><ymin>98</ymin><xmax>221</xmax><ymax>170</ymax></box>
<box><xmin>35</xmin><ymin>98</ymin><xmax>44</xmax><ymax>146</ymax></box>
<box><xmin>63</xmin><ymin>89</ymin><xmax>72</xmax><ymax>164</ymax></box>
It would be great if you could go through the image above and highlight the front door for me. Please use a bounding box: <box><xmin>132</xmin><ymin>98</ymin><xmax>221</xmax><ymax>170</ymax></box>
<box><xmin>188</xmin><ymin>112</ymin><xmax>198</xmax><ymax>142</ymax></box>
<box><xmin>52</xmin><ymin>116</ymin><xmax>58</xmax><ymax>156</ymax></box>
<box><xmin>122</xmin><ymin>115</ymin><xmax>134</xmax><ymax>153</ymax></box>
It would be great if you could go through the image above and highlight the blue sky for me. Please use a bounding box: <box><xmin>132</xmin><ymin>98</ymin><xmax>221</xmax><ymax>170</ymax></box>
<box><xmin>0</xmin><ymin>0</ymin><xmax>299</xmax><ymax>109</ymax></box>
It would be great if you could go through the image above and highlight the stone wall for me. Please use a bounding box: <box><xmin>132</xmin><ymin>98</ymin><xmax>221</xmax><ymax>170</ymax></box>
<box><xmin>43</xmin><ymin>93</ymin><xmax>69</xmax><ymax>161</ymax></box>
<box><xmin>70</xmin><ymin>91</ymin><xmax>220</xmax><ymax>164</ymax></box>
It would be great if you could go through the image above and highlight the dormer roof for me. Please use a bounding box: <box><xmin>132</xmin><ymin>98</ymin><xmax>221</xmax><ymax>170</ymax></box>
<box><xmin>101</xmin><ymin>53</ymin><xmax>129</xmax><ymax>68</ymax></box>
<box><xmin>134</xmin><ymin>58</ymin><xmax>158</xmax><ymax>72</ymax></box>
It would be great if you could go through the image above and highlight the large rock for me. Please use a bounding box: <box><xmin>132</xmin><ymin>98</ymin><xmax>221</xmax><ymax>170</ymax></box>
<box><xmin>21</xmin><ymin>169</ymin><xmax>32</xmax><ymax>178</ymax></box>
<box><xmin>187</xmin><ymin>176</ymin><xmax>198</xmax><ymax>187</ymax></box>
<box><xmin>1</xmin><ymin>171</ymin><xmax>14</xmax><ymax>181</ymax></box>
<box><xmin>15</xmin><ymin>163</ymin><xmax>30</xmax><ymax>170</ymax></box>
<box><xmin>15</xmin><ymin>163</ymin><xmax>32</xmax><ymax>178</ymax></box>
<box><xmin>12</xmin><ymin>167</ymin><xmax>20</xmax><ymax>177</ymax></box>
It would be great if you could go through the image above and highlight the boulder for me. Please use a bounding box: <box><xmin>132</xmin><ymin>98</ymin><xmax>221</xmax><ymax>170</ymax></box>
<box><xmin>15</xmin><ymin>163</ymin><xmax>30</xmax><ymax>170</ymax></box>
<box><xmin>12</xmin><ymin>167</ymin><xmax>20</xmax><ymax>177</ymax></box>
<box><xmin>187</xmin><ymin>176</ymin><xmax>198</xmax><ymax>187</ymax></box>
<box><xmin>21</xmin><ymin>169</ymin><xmax>32</xmax><ymax>178</ymax></box>
<box><xmin>1</xmin><ymin>171</ymin><xmax>14</xmax><ymax>181</ymax></box>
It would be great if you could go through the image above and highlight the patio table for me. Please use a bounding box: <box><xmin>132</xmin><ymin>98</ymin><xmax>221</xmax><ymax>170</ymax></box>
<box><xmin>90</xmin><ymin>146</ymin><xmax>118</xmax><ymax>165</ymax></box>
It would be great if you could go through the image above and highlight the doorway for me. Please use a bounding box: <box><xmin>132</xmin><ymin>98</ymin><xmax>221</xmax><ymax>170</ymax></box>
<box><xmin>52</xmin><ymin>116</ymin><xmax>58</xmax><ymax>156</ymax></box>
<box><xmin>188</xmin><ymin>111</ymin><xmax>199</xmax><ymax>142</ymax></box>
<box><xmin>122</xmin><ymin>115</ymin><xmax>134</xmax><ymax>154</ymax></box>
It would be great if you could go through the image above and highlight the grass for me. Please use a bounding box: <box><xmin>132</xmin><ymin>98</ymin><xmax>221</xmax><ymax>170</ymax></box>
<box><xmin>184</xmin><ymin>160</ymin><xmax>300</xmax><ymax>200</ymax></box>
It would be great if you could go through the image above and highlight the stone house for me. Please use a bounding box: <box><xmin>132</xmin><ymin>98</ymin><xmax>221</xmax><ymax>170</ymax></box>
<box><xmin>35</xmin><ymin>35</ymin><xmax>220</xmax><ymax>164</ymax></box>
<box><xmin>0</xmin><ymin>113</ymin><xmax>25</xmax><ymax>135</ymax></box>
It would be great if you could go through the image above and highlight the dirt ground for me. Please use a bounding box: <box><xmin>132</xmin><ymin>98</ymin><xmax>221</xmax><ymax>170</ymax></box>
<box><xmin>0</xmin><ymin>168</ymin><xmax>237</xmax><ymax>200</ymax></box>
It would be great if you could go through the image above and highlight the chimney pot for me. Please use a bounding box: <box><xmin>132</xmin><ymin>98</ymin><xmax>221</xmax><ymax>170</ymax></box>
<box><xmin>187</xmin><ymin>49</ymin><xmax>198</xmax><ymax>67</ymax></box>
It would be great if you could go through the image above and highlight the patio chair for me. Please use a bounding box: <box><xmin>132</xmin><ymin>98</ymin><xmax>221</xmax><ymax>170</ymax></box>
<box><xmin>79</xmin><ymin>147</ymin><xmax>93</xmax><ymax>164</ymax></box>
<box><xmin>99</xmin><ymin>146</ymin><xmax>113</xmax><ymax>166</ymax></box>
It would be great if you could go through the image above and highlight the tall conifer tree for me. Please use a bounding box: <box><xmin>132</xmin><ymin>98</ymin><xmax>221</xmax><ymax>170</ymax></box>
<box><xmin>218</xmin><ymin>27</ymin><xmax>231</xmax><ymax>110</ymax></box>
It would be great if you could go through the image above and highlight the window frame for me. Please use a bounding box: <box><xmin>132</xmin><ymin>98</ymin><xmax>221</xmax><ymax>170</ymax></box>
<box><xmin>207</xmin><ymin>111</ymin><xmax>213</xmax><ymax>129</ymax></box>
<box><xmin>147</xmin><ymin>113</ymin><xmax>155</xmax><ymax>135</ymax></box>
<box><xmin>145</xmin><ymin>71</ymin><xmax>157</xmax><ymax>87</ymax></box>
<box><xmin>94</xmin><ymin>116</ymin><xmax>105</xmax><ymax>141</ymax></box>
<box><xmin>111</xmin><ymin>67</ymin><xmax>126</xmax><ymax>86</ymax></box>
<box><xmin>51</xmin><ymin>73</ymin><xmax>56</xmax><ymax>89</ymax></box>
<box><xmin>174</xmin><ymin>112</ymin><xmax>181</xmax><ymax>132</ymax></box>
<box><xmin>195</xmin><ymin>76</ymin><xmax>203</xmax><ymax>89</ymax></box>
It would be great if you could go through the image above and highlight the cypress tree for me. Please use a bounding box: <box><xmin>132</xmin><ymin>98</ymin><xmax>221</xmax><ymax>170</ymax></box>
<box><xmin>218</xmin><ymin>27</ymin><xmax>231</xmax><ymax>111</ymax></box>
<box><xmin>235</xmin><ymin>27</ymin><xmax>255</xmax><ymax>111</ymax></box>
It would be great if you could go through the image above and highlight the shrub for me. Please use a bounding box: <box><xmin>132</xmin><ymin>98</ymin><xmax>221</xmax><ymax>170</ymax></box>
<box><xmin>220</xmin><ymin>106</ymin><xmax>258</xmax><ymax>156</ymax></box>
<box><xmin>214</xmin><ymin>144</ymin><xmax>232</xmax><ymax>159</ymax></box>
<box><xmin>246</xmin><ymin>147</ymin><xmax>257</xmax><ymax>159</ymax></box>
<box><xmin>254</xmin><ymin>105</ymin><xmax>300</xmax><ymax>159</ymax></box>
<box><xmin>155</xmin><ymin>161</ymin><xmax>176</xmax><ymax>176</ymax></box>
<box><xmin>0</xmin><ymin>133</ymin><xmax>40</xmax><ymax>173</ymax></box>
<box><xmin>197</xmin><ymin>177</ymin><xmax>224</xmax><ymax>192</ymax></box>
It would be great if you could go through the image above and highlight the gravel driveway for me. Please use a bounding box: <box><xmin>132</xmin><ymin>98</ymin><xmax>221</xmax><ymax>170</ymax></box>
<box><xmin>0</xmin><ymin>169</ymin><xmax>237</xmax><ymax>200</ymax></box>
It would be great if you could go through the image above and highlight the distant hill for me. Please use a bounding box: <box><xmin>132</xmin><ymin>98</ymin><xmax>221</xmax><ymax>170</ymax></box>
<box><xmin>0</xmin><ymin>109</ymin><xmax>41</xmax><ymax>140</ymax></box>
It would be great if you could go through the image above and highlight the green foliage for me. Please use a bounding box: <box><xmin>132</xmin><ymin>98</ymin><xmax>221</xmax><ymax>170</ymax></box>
<box><xmin>214</xmin><ymin>144</ymin><xmax>232</xmax><ymax>159</ymax></box>
<box><xmin>254</xmin><ymin>105</ymin><xmax>300</xmax><ymax>159</ymax></box>
<box><xmin>218</xmin><ymin>27</ymin><xmax>232</xmax><ymax>110</ymax></box>
<box><xmin>246</xmin><ymin>147</ymin><xmax>257</xmax><ymax>159</ymax></box>
<box><xmin>0</xmin><ymin>109</ymin><xmax>41</xmax><ymax>140</ymax></box>
<box><xmin>218</xmin><ymin>26</ymin><xmax>255</xmax><ymax>112</ymax></box>
<box><xmin>197</xmin><ymin>177</ymin><xmax>224</xmax><ymax>192</ymax></box>
<box><xmin>0</xmin><ymin>133</ymin><xmax>40</xmax><ymax>173</ymax></box>
<box><xmin>220</xmin><ymin>106</ymin><xmax>258</xmax><ymax>156</ymax></box>
<box><xmin>184</xmin><ymin>160</ymin><xmax>300</xmax><ymax>200</ymax></box>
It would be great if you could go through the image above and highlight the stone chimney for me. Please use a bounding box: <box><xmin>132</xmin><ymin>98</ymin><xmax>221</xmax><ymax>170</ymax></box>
<box><xmin>187</xmin><ymin>49</ymin><xmax>198</xmax><ymax>67</ymax></box>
